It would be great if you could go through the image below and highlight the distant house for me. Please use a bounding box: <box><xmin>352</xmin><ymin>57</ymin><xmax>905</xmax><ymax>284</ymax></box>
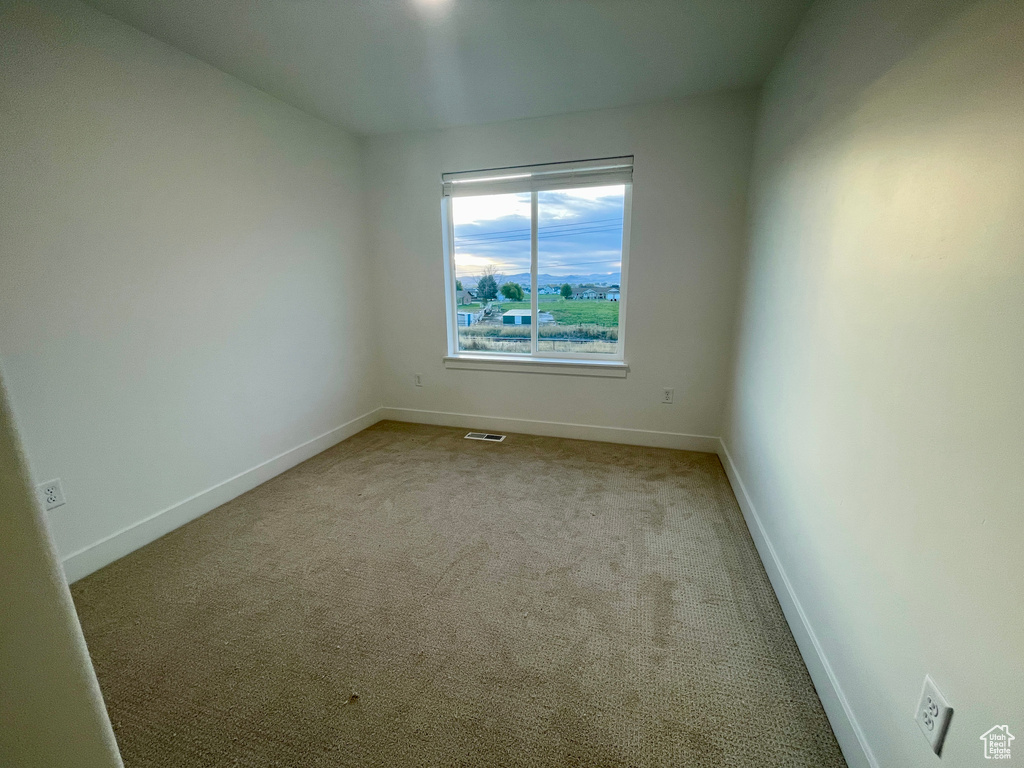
<box><xmin>456</xmin><ymin>290</ymin><xmax>475</xmax><ymax>305</ymax></box>
<box><xmin>568</xmin><ymin>284</ymin><xmax>607</xmax><ymax>300</ymax></box>
<box><xmin>606</xmin><ymin>289</ymin><xmax>620</xmax><ymax>301</ymax></box>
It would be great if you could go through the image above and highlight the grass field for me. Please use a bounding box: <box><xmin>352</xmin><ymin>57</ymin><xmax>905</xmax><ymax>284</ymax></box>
<box><xmin>459</xmin><ymin>325</ymin><xmax>615</xmax><ymax>340</ymax></box>
<box><xmin>459</xmin><ymin>338</ymin><xmax>616</xmax><ymax>354</ymax></box>
<box><xmin>457</xmin><ymin>296</ymin><xmax>619</xmax><ymax>354</ymax></box>
<box><xmin>484</xmin><ymin>297</ymin><xmax>619</xmax><ymax>326</ymax></box>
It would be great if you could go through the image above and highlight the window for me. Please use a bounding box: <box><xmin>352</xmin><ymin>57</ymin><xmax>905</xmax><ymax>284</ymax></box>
<box><xmin>442</xmin><ymin>157</ymin><xmax>632</xmax><ymax>373</ymax></box>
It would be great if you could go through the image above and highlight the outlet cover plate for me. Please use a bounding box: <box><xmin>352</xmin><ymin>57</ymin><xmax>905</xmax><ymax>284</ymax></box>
<box><xmin>916</xmin><ymin>675</ymin><xmax>953</xmax><ymax>756</ymax></box>
<box><xmin>37</xmin><ymin>478</ymin><xmax>66</xmax><ymax>511</ymax></box>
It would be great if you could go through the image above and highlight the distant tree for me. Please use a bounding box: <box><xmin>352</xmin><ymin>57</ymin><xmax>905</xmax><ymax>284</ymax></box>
<box><xmin>560</xmin><ymin>283</ymin><xmax>573</xmax><ymax>299</ymax></box>
<box><xmin>477</xmin><ymin>267</ymin><xmax>499</xmax><ymax>302</ymax></box>
<box><xmin>500</xmin><ymin>282</ymin><xmax>524</xmax><ymax>302</ymax></box>
<box><xmin>456</xmin><ymin>279</ymin><xmax>463</xmax><ymax>291</ymax></box>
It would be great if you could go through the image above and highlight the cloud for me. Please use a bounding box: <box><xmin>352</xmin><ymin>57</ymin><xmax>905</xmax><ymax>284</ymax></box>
<box><xmin>453</xmin><ymin>185</ymin><xmax>624</xmax><ymax>278</ymax></box>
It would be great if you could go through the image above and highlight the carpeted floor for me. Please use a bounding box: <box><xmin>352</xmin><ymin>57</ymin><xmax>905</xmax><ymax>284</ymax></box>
<box><xmin>72</xmin><ymin>421</ymin><xmax>846</xmax><ymax>767</ymax></box>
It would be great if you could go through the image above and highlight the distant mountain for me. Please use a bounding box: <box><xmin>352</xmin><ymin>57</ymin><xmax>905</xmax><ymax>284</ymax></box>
<box><xmin>462</xmin><ymin>272</ymin><xmax>620</xmax><ymax>288</ymax></box>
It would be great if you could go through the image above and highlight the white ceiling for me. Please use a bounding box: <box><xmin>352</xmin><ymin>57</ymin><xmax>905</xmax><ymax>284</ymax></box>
<box><xmin>82</xmin><ymin>0</ymin><xmax>813</xmax><ymax>137</ymax></box>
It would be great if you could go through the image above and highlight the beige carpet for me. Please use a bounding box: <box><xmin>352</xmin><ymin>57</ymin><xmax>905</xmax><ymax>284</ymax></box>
<box><xmin>72</xmin><ymin>421</ymin><xmax>846</xmax><ymax>767</ymax></box>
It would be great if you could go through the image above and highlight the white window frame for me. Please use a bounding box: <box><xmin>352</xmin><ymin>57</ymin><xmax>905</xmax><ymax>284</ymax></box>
<box><xmin>441</xmin><ymin>157</ymin><xmax>633</xmax><ymax>377</ymax></box>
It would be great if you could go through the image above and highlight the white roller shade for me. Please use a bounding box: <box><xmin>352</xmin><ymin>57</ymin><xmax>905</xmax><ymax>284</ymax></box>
<box><xmin>442</xmin><ymin>156</ymin><xmax>633</xmax><ymax>197</ymax></box>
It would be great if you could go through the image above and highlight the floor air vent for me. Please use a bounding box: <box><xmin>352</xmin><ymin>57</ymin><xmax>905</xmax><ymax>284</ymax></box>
<box><xmin>465</xmin><ymin>432</ymin><xmax>506</xmax><ymax>442</ymax></box>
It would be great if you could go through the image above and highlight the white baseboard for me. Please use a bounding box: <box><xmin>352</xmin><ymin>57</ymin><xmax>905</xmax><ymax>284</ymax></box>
<box><xmin>716</xmin><ymin>438</ymin><xmax>878</xmax><ymax>768</ymax></box>
<box><xmin>379</xmin><ymin>407</ymin><xmax>721</xmax><ymax>453</ymax></box>
<box><xmin>61</xmin><ymin>408</ymin><xmax>384</xmax><ymax>583</ymax></box>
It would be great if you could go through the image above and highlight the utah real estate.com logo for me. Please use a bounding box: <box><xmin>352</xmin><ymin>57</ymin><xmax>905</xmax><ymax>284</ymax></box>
<box><xmin>980</xmin><ymin>725</ymin><xmax>1014</xmax><ymax>760</ymax></box>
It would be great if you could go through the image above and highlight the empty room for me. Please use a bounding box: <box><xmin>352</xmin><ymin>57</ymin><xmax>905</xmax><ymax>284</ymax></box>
<box><xmin>1</xmin><ymin>0</ymin><xmax>1022</xmax><ymax>766</ymax></box>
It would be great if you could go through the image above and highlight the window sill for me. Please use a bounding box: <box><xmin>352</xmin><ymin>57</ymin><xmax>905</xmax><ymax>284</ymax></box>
<box><xmin>443</xmin><ymin>355</ymin><xmax>628</xmax><ymax>378</ymax></box>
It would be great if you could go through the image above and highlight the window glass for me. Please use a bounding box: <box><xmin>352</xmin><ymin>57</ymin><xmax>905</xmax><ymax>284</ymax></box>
<box><xmin>536</xmin><ymin>185</ymin><xmax>624</xmax><ymax>355</ymax></box>
<box><xmin>452</xmin><ymin>192</ymin><xmax>532</xmax><ymax>354</ymax></box>
<box><xmin>444</xmin><ymin>158</ymin><xmax>631</xmax><ymax>362</ymax></box>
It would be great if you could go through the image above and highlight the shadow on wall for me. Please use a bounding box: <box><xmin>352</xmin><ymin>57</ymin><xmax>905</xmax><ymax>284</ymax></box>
<box><xmin>0</xmin><ymin>372</ymin><xmax>123</xmax><ymax>768</ymax></box>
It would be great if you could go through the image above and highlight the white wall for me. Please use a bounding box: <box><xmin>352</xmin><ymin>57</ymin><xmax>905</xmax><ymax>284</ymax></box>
<box><xmin>365</xmin><ymin>94</ymin><xmax>757</xmax><ymax>442</ymax></box>
<box><xmin>724</xmin><ymin>1</ymin><xmax>1024</xmax><ymax>765</ymax></box>
<box><xmin>0</xmin><ymin>0</ymin><xmax>380</xmax><ymax>580</ymax></box>
<box><xmin>0</xmin><ymin>370</ymin><xmax>122</xmax><ymax>768</ymax></box>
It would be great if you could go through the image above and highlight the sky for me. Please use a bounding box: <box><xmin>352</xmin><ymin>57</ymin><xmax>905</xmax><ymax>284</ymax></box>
<box><xmin>452</xmin><ymin>184</ymin><xmax>624</xmax><ymax>283</ymax></box>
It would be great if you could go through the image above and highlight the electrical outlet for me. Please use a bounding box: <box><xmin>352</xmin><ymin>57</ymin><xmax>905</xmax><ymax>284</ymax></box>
<box><xmin>661</xmin><ymin>388</ymin><xmax>674</xmax><ymax>404</ymax></box>
<box><xmin>37</xmin><ymin>478</ymin><xmax>66</xmax><ymax>511</ymax></box>
<box><xmin>916</xmin><ymin>675</ymin><xmax>953</xmax><ymax>756</ymax></box>
<box><xmin>414</xmin><ymin>373</ymin><xmax>423</xmax><ymax>387</ymax></box>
